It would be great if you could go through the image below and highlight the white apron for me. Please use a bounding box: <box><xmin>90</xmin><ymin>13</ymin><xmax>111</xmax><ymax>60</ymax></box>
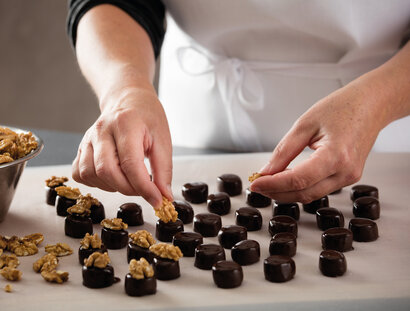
<box><xmin>159</xmin><ymin>0</ymin><xmax>410</xmax><ymax>152</ymax></box>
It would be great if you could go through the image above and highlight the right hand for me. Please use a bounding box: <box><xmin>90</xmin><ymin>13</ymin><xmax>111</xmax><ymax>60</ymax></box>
<box><xmin>72</xmin><ymin>85</ymin><xmax>172</xmax><ymax>209</ymax></box>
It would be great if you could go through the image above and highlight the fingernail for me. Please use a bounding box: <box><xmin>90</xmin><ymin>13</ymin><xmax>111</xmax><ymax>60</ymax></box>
<box><xmin>167</xmin><ymin>184</ymin><xmax>174</xmax><ymax>200</ymax></box>
<box><xmin>250</xmin><ymin>185</ymin><xmax>261</xmax><ymax>192</ymax></box>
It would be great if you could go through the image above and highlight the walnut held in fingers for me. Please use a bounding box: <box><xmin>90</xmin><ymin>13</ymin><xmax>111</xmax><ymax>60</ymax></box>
<box><xmin>80</xmin><ymin>233</ymin><xmax>102</xmax><ymax>249</ymax></box>
<box><xmin>33</xmin><ymin>254</ymin><xmax>59</xmax><ymax>273</ymax></box>
<box><xmin>41</xmin><ymin>270</ymin><xmax>69</xmax><ymax>284</ymax></box>
<box><xmin>45</xmin><ymin>243</ymin><xmax>73</xmax><ymax>257</ymax></box>
<box><xmin>149</xmin><ymin>243</ymin><xmax>183</xmax><ymax>261</ymax></box>
<box><xmin>0</xmin><ymin>267</ymin><xmax>22</xmax><ymax>281</ymax></box>
<box><xmin>101</xmin><ymin>218</ymin><xmax>128</xmax><ymax>231</ymax></box>
<box><xmin>248</xmin><ymin>173</ymin><xmax>262</xmax><ymax>183</ymax></box>
<box><xmin>55</xmin><ymin>186</ymin><xmax>81</xmax><ymax>200</ymax></box>
<box><xmin>0</xmin><ymin>254</ymin><xmax>19</xmax><ymax>269</ymax></box>
<box><xmin>155</xmin><ymin>197</ymin><xmax>178</xmax><ymax>223</ymax></box>
<box><xmin>129</xmin><ymin>258</ymin><xmax>154</xmax><ymax>280</ymax></box>
<box><xmin>129</xmin><ymin>230</ymin><xmax>156</xmax><ymax>249</ymax></box>
<box><xmin>45</xmin><ymin>176</ymin><xmax>68</xmax><ymax>188</ymax></box>
<box><xmin>84</xmin><ymin>252</ymin><xmax>110</xmax><ymax>269</ymax></box>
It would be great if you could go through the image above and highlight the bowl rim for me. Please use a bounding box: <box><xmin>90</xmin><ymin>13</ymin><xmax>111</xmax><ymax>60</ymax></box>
<box><xmin>0</xmin><ymin>125</ymin><xmax>44</xmax><ymax>169</ymax></box>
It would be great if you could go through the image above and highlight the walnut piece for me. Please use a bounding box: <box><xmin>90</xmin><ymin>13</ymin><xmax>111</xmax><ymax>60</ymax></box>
<box><xmin>33</xmin><ymin>254</ymin><xmax>59</xmax><ymax>273</ymax></box>
<box><xmin>22</xmin><ymin>233</ymin><xmax>44</xmax><ymax>246</ymax></box>
<box><xmin>248</xmin><ymin>172</ymin><xmax>262</xmax><ymax>182</ymax></box>
<box><xmin>0</xmin><ymin>126</ymin><xmax>38</xmax><ymax>162</ymax></box>
<box><xmin>0</xmin><ymin>235</ymin><xmax>7</xmax><ymax>249</ymax></box>
<box><xmin>129</xmin><ymin>230</ymin><xmax>156</xmax><ymax>248</ymax></box>
<box><xmin>45</xmin><ymin>176</ymin><xmax>68</xmax><ymax>188</ymax></box>
<box><xmin>55</xmin><ymin>186</ymin><xmax>81</xmax><ymax>200</ymax></box>
<box><xmin>129</xmin><ymin>258</ymin><xmax>154</xmax><ymax>280</ymax></box>
<box><xmin>84</xmin><ymin>252</ymin><xmax>110</xmax><ymax>269</ymax></box>
<box><xmin>0</xmin><ymin>267</ymin><xmax>22</xmax><ymax>281</ymax></box>
<box><xmin>149</xmin><ymin>243</ymin><xmax>183</xmax><ymax>261</ymax></box>
<box><xmin>80</xmin><ymin>233</ymin><xmax>102</xmax><ymax>249</ymax></box>
<box><xmin>45</xmin><ymin>243</ymin><xmax>73</xmax><ymax>257</ymax></box>
<box><xmin>155</xmin><ymin>196</ymin><xmax>178</xmax><ymax>223</ymax></box>
<box><xmin>0</xmin><ymin>154</ymin><xmax>13</xmax><ymax>164</ymax></box>
<box><xmin>41</xmin><ymin>270</ymin><xmax>69</xmax><ymax>284</ymax></box>
<box><xmin>100</xmin><ymin>218</ymin><xmax>128</xmax><ymax>231</ymax></box>
<box><xmin>0</xmin><ymin>249</ymin><xmax>3</xmax><ymax>257</ymax></box>
<box><xmin>0</xmin><ymin>254</ymin><xmax>19</xmax><ymax>269</ymax></box>
<box><xmin>6</xmin><ymin>236</ymin><xmax>38</xmax><ymax>256</ymax></box>
<box><xmin>4</xmin><ymin>284</ymin><xmax>12</xmax><ymax>293</ymax></box>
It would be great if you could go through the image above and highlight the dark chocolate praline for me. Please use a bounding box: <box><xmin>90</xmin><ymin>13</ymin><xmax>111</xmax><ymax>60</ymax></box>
<box><xmin>82</xmin><ymin>264</ymin><xmax>118</xmax><ymax>288</ymax></box>
<box><xmin>65</xmin><ymin>215</ymin><xmax>93</xmax><ymax>238</ymax></box>
<box><xmin>207</xmin><ymin>192</ymin><xmax>231</xmax><ymax>215</ymax></box>
<box><xmin>153</xmin><ymin>257</ymin><xmax>180</xmax><ymax>280</ymax></box>
<box><xmin>235</xmin><ymin>207</ymin><xmax>262</xmax><ymax>231</ymax></box>
<box><xmin>316</xmin><ymin>207</ymin><xmax>344</xmax><ymax>231</ymax></box>
<box><xmin>350</xmin><ymin>184</ymin><xmax>379</xmax><ymax>201</ymax></box>
<box><xmin>172</xmin><ymin>232</ymin><xmax>203</xmax><ymax>257</ymax></box>
<box><xmin>195</xmin><ymin>244</ymin><xmax>226</xmax><ymax>270</ymax></box>
<box><xmin>127</xmin><ymin>243</ymin><xmax>155</xmax><ymax>263</ymax></box>
<box><xmin>268</xmin><ymin>215</ymin><xmax>298</xmax><ymax>237</ymax></box>
<box><xmin>155</xmin><ymin>219</ymin><xmax>184</xmax><ymax>242</ymax></box>
<box><xmin>90</xmin><ymin>202</ymin><xmax>106</xmax><ymax>224</ymax></box>
<box><xmin>182</xmin><ymin>182</ymin><xmax>208</xmax><ymax>204</ymax></box>
<box><xmin>56</xmin><ymin>196</ymin><xmax>77</xmax><ymax>217</ymax></box>
<box><xmin>319</xmin><ymin>250</ymin><xmax>347</xmax><ymax>277</ymax></box>
<box><xmin>218</xmin><ymin>225</ymin><xmax>247</xmax><ymax>249</ymax></box>
<box><xmin>212</xmin><ymin>260</ymin><xmax>243</xmax><ymax>289</ymax></box>
<box><xmin>101</xmin><ymin>227</ymin><xmax>129</xmax><ymax>249</ymax></box>
<box><xmin>231</xmin><ymin>240</ymin><xmax>260</xmax><ymax>266</ymax></box>
<box><xmin>125</xmin><ymin>274</ymin><xmax>156</xmax><ymax>296</ymax></box>
<box><xmin>173</xmin><ymin>200</ymin><xmax>194</xmax><ymax>224</ymax></box>
<box><xmin>353</xmin><ymin>196</ymin><xmax>380</xmax><ymax>220</ymax></box>
<box><xmin>78</xmin><ymin>244</ymin><xmax>108</xmax><ymax>265</ymax></box>
<box><xmin>46</xmin><ymin>183</ymin><xmax>66</xmax><ymax>206</ymax></box>
<box><xmin>321</xmin><ymin>228</ymin><xmax>353</xmax><ymax>252</ymax></box>
<box><xmin>193</xmin><ymin>213</ymin><xmax>222</xmax><ymax>237</ymax></box>
<box><xmin>264</xmin><ymin>255</ymin><xmax>296</xmax><ymax>283</ymax></box>
<box><xmin>117</xmin><ymin>203</ymin><xmax>144</xmax><ymax>226</ymax></box>
<box><xmin>246</xmin><ymin>188</ymin><xmax>272</xmax><ymax>208</ymax></box>
<box><xmin>349</xmin><ymin>218</ymin><xmax>379</xmax><ymax>242</ymax></box>
<box><xmin>216</xmin><ymin>174</ymin><xmax>242</xmax><ymax>196</ymax></box>
<box><xmin>273</xmin><ymin>201</ymin><xmax>300</xmax><ymax>220</ymax></box>
<box><xmin>269</xmin><ymin>232</ymin><xmax>297</xmax><ymax>257</ymax></box>
<box><xmin>303</xmin><ymin>196</ymin><xmax>329</xmax><ymax>214</ymax></box>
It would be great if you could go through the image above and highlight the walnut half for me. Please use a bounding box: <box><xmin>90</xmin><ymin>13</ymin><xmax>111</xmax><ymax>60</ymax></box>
<box><xmin>149</xmin><ymin>243</ymin><xmax>183</xmax><ymax>261</ymax></box>
<box><xmin>0</xmin><ymin>267</ymin><xmax>22</xmax><ymax>281</ymax></box>
<box><xmin>100</xmin><ymin>218</ymin><xmax>128</xmax><ymax>231</ymax></box>
<box><xmin>45</xmin><ymin>243</ymin><xmax>73</xmax><ymax>257</ymax></box>
<box><xmin>129</xmin><ymin>230</ymin><xmax>155</xmax><ymax>249</ymax></box>
<box><xmin>6</xmin><ymin>236</ymin><xmax>38</xmax><ymax>257</ymax></box>
<box><xmin>45</xmin><ymin>176</ymin><xmax>68</xmax><ymax>188</ymax></box>
<box><xmin>129</xmin><ymin>258</ymin><xmax>154</xmax><ymax>280</ymax></box>
<box><xmin>0</xmin><ymin>254</ymin><xmax>19</xmax><ymax>269</ymax></box>
<box><xmin>80</xmin><ymin>233</ymin><xmax>102</xmax><ymax>250</ymax></box>
<box><xmin>155</xmin><ymin>197</ymin><xmax>178</xmax><ymax>223</ymax></box>
<box><xmin>33</xmin><ymin>254</ymin><xmax>59</xmax><ymax>273</ymax></box>
<box><xmin>41</xmin><ymin>270</ymin><xmax>69</xmax><ymax>284</ymax></box>
<box><xmin>84</xmin><ymin>252</ymin><xmax>110</xmax><ymax>269</ymax></box>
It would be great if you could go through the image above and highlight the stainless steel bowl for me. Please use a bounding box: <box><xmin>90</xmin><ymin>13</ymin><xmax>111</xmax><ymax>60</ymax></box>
<box><xmin>0</xmin><ymin>126</ymin><xmax>44</xmax><ymax>222</ymax></box>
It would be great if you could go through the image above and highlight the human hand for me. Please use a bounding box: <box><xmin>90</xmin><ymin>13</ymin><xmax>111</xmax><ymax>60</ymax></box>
<box><xmin>72</xmin><ymin>85</ymin><xmax>172</xmax><ymax>209</ymax></box>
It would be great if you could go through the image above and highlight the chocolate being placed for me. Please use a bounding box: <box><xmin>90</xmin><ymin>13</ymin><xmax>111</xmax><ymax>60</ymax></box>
<box><xmin>235</xmin><ymin>207</ymin><xmax>262</xmax><ymax>231</ymax></box>
<box><xmin>193</xmin><ymin>213</ymin><xmax>222</xmax><ymax>237</ymax></box>
<box><xmin>117</xmin><ymin>203</ymin><xmax>144</xmax><ymax>226</ymax></box>
<box><xmin>216</xmin><ymin>174</ymin><xmax>242</xmax><ymax>196</ymax></box>
<box><xmin>152</xmin><ymin>257</ymin><xmax>180</xmax><ymax>280</ymax></box>
<box><xmin>349</xmin><ymin>218</ymin><xmax>379</xmax><ymax>242</ymax></box>
<box><xmin>195</xmin><ymin>244</ymin><xmax>226</xmax><ymax>270</ymax></box>
<box><xmin>321</xmin><ymin>228</ymin><xmax>353</xmax><ymax>252</ymax></box>
<box><xmin>316</xmin><ymin>207</ymin><xmax>344</xmax><ymax>231</ymax></box>
<box><xmin>353</xmin><ymin>196</ymin><xmax>380</xmax><ymax>220</ymax></box>
<box><xmin>303</xmin><ymin>196</ymin><xmax>329</xmax><ymax>214</ymax></box>
<box><xmin>155</xmin><ymin>219</ymin><xmax>184</xmax><ymax>242</ymax></box>
<box><xmin>319</xmin><ymin>250</ymin><xmax>347</xmax><ymax>277</ymax></box>
<box><xmin>350</xmin><ymin>184</ymin><xmax>379</xmax><ymax>201</ymax></box>
<box><xmin>172</xmin><ymin>232</ymin><xmax>203</xmax><ymax>257</ymax></box>
<box><xmin>330</xmin><ymin>188</ymin><xmax>342</xmax><ymax>195</ymax></box>
<box><xmin>269</xmin><ymin>233</ymin><xmax>297</xmax><ymax>257</ymax></box>
<box><xmin>207</xmin><ymin>192</ymin><xmax>231</xmax><ymax>215</ymax></box>
<box><xmin>268</xmin><ymin>216</ymin><xmax>298</xmax><ymax>237</ymax></box>
<box><xmin>173</xmin><ymin>200</ymin><xmax>194</xmax><ymax>224</ymax></box>
<box><xmin>218</xmin><ymin>225</ymin><xmax>247</xmax><ymax>249</ymax></box>
<box><xmin>273</xmin><ymin>201</ymin><xmax>300</xmax><ymax>220</ymax></box>
<box><xmin>125</xmin><ymin>273</ymin><xmax>156</xmax><ymax>296</ymax></box>
<box><xmin>56</xmin><ymin>196</ymin><xmax>76</xmax><ymax>217</ymax></box>
<box><xmin>182</xmin><ymin>182</ymin><xmax>208</xmax><ymax>204</ymax></box>
<box><xmin>101</xmin><ymin>228</ymin><xmax>129</xmax><ymax>249</ymax></box>
<box><xmin>231</xmin><ymin>240</ymin><xmax>260</xmax><ymax>265</ymax></box>
<box><xmin>127</xmin><ymin>243</ymin><xmax>155</xmax><ymax>263</ymax></box>
<box><xmin>264</xmin><ymin>255</ymin><xmax>295</xmax><ymax>283</ymax></box>
<box><xmin>65</xmin><ymin>215</ymin><xmax>93</xmax><ymax>238</ymax></box>
<box><xmin>90</xmin><ymin>202</ymin><xmax>105</xmax><ymax>224</ymax></box>
<box><xmin>79</xmin><ymin>244</ymin><xmax>108</xmax><ymax>265</ymax></box>
<box><xmin>212</xmin><ymin>260</ymin><xmax>243</xmax><ymax>288</ymax></box>
<box><xmin>246</xmin><ymin>188</ymin><xmax>272</xmax><ymax>207</ymax></box>
<box><xmin>82</xmin><ymin>264</ymin><xmax>118</xmax><ymax>288</ymax></box>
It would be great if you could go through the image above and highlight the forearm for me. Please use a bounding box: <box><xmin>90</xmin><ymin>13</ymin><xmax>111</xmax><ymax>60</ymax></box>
<box><xmin>75</xmin><ymin>4</ymin><xmax>156</xmax><ymax>112</ymax></box>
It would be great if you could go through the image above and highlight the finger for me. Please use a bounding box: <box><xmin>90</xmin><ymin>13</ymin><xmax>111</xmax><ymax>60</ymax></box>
<box><xmin>251</xmin><ymin>147</ymin><xmax>337</xmax><ymax>193</ymax></box>
<box><xmin>113</xmin><ymin>125</ymin><xmax>163</xmax><ymax>209</ymax></box>
<box><xmin>259</xmin><ymin>120</ymin><xmax>317</xmax><ymax>175</ymax></box>
<box><xmin>72</xmin><ymin>146</ymin><xmax>82</xmax><ymax>183</ymax></box>
<box><xmin>77</xmin><ymin>142</ymin><xmax>116</xmax><ymax>192</ymax></box>
<box><xmin>91</xmin><ymin>133</ymin><xmax>136</xmax><ymax>196</ymax></box>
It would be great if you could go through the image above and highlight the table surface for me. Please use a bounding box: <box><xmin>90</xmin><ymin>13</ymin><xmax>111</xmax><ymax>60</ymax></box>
<box><xmin>1</xmin><ymin>152</ymin><xmax>410</xmax><ymax>311</ymax></box>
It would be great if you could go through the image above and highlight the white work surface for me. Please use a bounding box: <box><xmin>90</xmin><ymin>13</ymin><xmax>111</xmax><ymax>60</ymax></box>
<box><xmin>1</xmin><ymin>152</ymin><xmax>410</xmax><ymax>311</ymax></box>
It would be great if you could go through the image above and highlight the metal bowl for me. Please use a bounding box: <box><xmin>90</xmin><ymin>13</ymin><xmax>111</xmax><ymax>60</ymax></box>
<box><xmin>0</xmin><ymin>126</ymin><xmax>44</xmax><ymax>222</ymax></box>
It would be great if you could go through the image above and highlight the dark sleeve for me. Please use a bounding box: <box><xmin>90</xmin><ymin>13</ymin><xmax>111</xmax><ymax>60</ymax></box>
<box><xmin>67</xmin><ymin>0</ymin><xmax>166</xmax><ymax>58</ymax></box>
